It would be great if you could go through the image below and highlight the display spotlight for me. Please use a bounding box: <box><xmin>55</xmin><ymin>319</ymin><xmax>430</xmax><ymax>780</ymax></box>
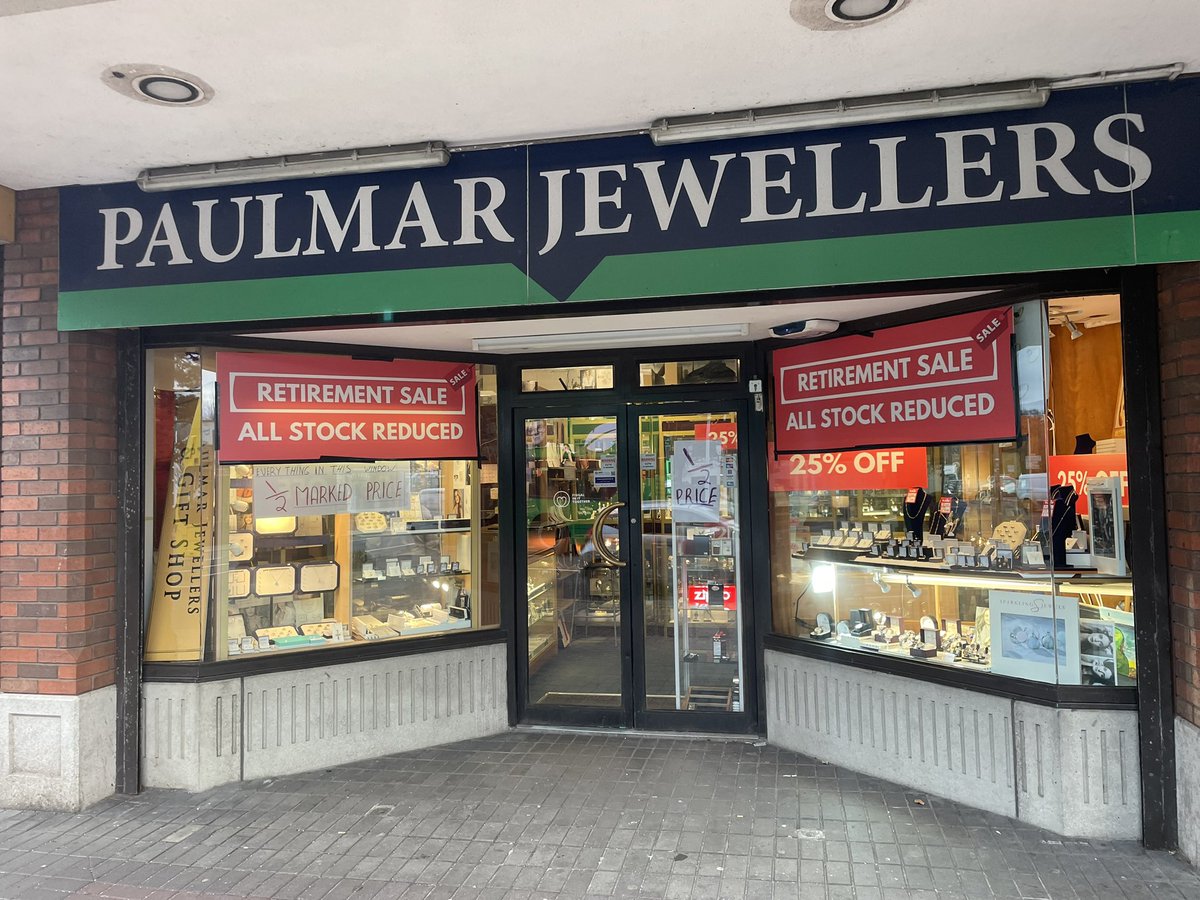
<box><xmin>812</xmin><ymin>564</ymin><xmax>835</xmax><ymax>593</ymax></box>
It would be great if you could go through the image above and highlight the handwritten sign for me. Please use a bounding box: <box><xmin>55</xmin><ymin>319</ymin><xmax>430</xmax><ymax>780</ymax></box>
<box><xmin>671</xmin><ymin>439</ymin><xmax>722</xmax><ymax>523</ymax></box>
<box><xmin>252</xmin><ymin>462</ymin><xmax>412</xmax><ymax>516</ymax></box>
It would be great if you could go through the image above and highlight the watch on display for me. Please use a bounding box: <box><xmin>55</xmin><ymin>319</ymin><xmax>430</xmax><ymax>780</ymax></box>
<box><xmin>849</xmin><ymin>608</ymin><xmax>874</xmax><ymax>636</ymax></box>
<box><xmin>809</xmin><ymin>611</ymin><xmax>834</xmax><ymax>640</ymax></box>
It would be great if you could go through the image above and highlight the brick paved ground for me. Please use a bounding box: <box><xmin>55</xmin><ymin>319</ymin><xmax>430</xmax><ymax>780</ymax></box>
<box><xmin>0</xmin><ymin>730</ymin><xmax>1196</xmax><ymax>900</ymax></box>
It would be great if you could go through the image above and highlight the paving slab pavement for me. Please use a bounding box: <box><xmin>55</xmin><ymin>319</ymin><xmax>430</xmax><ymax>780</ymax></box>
<box><xmin>0</xmin><ymin>730</ymin><xmax>1196</xmax><ymax>899</ymax></box>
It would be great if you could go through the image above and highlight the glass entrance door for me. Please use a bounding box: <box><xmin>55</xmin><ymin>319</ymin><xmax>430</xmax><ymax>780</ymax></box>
<box><xmin>633</xmin><ymin>409</ymin><xmax>747</xmax><ymax>725</ymax></box>
<box><xmin>521</xmin><ymin>413</ymin><xmax>629</xmax><ymax>725</ymax></box>
<box><xmin>517</xmin><ymin>403</ymin><xmax>752</xmax><ymax>731</ymax></box>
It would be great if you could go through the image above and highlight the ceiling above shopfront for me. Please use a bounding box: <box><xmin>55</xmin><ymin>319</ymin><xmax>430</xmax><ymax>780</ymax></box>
<box><xmin>1</xmin><ymin>0</ymin><xmax>1198</xmax><ymax>189</ymax></box>
<box><xmin>250</xmin><ymin>289</ymin><xmax>992</xmax><ymax>353</ymax></box>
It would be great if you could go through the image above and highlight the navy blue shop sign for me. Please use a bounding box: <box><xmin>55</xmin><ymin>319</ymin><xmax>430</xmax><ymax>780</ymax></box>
<box><xmin>59</xmin><ymin>79</ymin><xmax>1200</xmax><ymax>311</ymax></box>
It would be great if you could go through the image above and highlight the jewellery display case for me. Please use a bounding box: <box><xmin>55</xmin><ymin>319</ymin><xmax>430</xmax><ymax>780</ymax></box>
<box><xmin>217</xmin><ymin>459</ymin><xmax>483</xmax><ymax>658</ymax></box>
<box><xmin>790</xmin><ymin>552</ymin><xmax>1134</xmax><ymax>685</ymax></box>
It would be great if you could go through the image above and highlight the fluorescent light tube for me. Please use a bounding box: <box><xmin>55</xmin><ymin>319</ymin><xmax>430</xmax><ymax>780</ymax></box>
<box><xmin>472</xmin><ymin>323</ymin><xmax>749</xmax><ymax>353</ymax></box>
<box><xmin>650</xmin><ymin>81</ymin><xmax>1049</xmax><ymax>145</ymax></box>
<box><xmin>137</xmin><ymin>142</ymin><xmax>450</xmax><ymax>192</ymax></box>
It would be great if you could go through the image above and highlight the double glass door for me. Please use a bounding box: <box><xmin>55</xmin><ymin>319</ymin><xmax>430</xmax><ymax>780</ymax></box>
<box><xmin>518</xmin><ymin>401</ymin><xmax>752</xmax><ymax>731</ymax></box>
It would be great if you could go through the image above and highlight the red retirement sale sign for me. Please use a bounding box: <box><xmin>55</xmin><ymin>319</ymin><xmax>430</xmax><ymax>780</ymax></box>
<box><xmin>768</xmin><ymin>443</ymin><xmax>928</xmax><ymax>492</ymax></box>
<box><xmin>773</xmin><ymin>307</ymin><xmax>1017</xmax><ymax>453</ymax></box>
<box><xmin>216</xmin><ymin>352</ymin><xmax>477</xmax><ymax>463</ymax></box>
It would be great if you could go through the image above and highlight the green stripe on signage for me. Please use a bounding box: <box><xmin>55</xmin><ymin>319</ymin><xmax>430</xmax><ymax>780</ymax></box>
<box><xmin>57</xmin><ymin>263</ymin><xmax>547</xmax><ymax>331</ymax></box>
<box><xmin>56</xmin><ymin>210</ymin><xmax>1200</xmax><ymax>331</ymax></box>
<box><xmin>568</xmin><ymin>216</ymin><xmax>1139</xmax><ymax>301</ymax></box>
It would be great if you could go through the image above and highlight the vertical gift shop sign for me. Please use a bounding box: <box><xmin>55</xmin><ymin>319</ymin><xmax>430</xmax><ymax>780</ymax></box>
<box><xmin>216</xmin><ymin>352</ymin><xmax>477</xmax><ymax>462</ymax></box>
<box><xmin>773</xmin><ymin>307</ymin><xmax>1017</xmax><ymax>453</ymax></box>
<box><xmin>145</xmin><ymin>404</ymin><xmax>212</xmax><ymax>661</ymax></box>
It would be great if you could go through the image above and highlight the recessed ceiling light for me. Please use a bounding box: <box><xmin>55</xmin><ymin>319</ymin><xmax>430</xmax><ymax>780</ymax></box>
<box><xmin>102</xmin><ymin>64</ymin><xmax>213</xmax><ymax>107</ymax></box>
<box><xmin>791</xmin><ymin>0</ymin><xmax>910</xmax><ymax>30</ymax></box>
<box><xmin>827</xmin><ymin>0</ymin><xmax>903</xmax><ymax>22</ymax></box>
<box><xmin>135</xmin><ymin>75</ymin><xmax>201</xmax><ymax>104</ymax></box>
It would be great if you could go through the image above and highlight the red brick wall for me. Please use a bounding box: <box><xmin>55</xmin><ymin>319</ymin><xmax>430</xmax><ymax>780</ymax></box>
<box><xmin>1161</xmin><ymin>262</ymin><xmax>1200</xmax><ymax>727</ymax></box>
<box><xmin>0</xmin><ymin>188</ymin><xmax>118</xmax><ymax>696</ymax></box>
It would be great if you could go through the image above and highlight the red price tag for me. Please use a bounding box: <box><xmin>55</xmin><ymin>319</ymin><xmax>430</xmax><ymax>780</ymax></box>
<box><xmin>939</xmin><ymin>496</ymin><xmax>953</xmax><ymax>515</ymax></box>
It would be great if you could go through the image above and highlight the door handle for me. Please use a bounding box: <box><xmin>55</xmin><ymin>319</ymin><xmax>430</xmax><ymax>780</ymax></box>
<box><xmin>591</xmin><ymin>501</ymin><xmax>626</xmax><ymax>567</ymax></box>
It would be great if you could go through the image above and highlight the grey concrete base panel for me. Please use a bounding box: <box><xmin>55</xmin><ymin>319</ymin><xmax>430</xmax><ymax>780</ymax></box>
<box><xmin>765</xmin><ymin>650</ymin><xmax>1141</xmax><ymax>840</ymax></box>
<box><xmin>141</xmin><ymin>678</ymin><xmax>241</xmax><ymax>792</ymax></box>
<box><xmin>0</xmin><ymin>685</ymin><xmax>116</xmax><ymax>811</ymax></box>
<box><xmin>1176</xmin><ymin>715</ymin><xmax>1200</xmax><ymax>865</ymax></box>
<box><xmin>142</xmin><ymin>641</ymin><xmax>508</xmax><ymax>790</ymax></box>
<box><xmin>765</xmin><ymin>649</ymin><xmax>1017</xmax><ymax>819</ymax></box>
<box><xmin>1013</xmin><ymin>701</ymin><xmax>1140</xmax><ymax>839</ymax></box>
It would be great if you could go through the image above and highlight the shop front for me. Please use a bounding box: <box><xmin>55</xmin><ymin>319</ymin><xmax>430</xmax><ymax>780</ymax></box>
<box><xmin>45</xmin><ymin>76</ymin><xmax>1200</xmax><ymax>844</ymax></box>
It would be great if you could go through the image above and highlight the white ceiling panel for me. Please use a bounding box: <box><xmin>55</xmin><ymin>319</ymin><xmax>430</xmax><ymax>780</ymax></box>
<box><xmin>0</xmin><ymin>0</ymin><xmax>1196</xmax><ymax>188</ymax></box>
<box><xmin>249</xmin><ymin>290</ymin><xmax>992</xmax><ymax>353</ymax></box>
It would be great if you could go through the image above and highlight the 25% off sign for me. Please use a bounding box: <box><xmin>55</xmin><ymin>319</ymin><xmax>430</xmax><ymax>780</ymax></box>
<box><xmin>769</xmin><ymin>446</ymin><xmax>928</xmax><ymax>492</ymax></box>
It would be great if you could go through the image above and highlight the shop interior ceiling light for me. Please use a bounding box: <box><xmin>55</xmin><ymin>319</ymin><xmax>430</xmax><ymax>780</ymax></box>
<box><xmin>137</xmin><ymin>143</ymin><xmax>450</xmax><ymax>192</ymax></box>
<box><xmin>1065</xmin><ymin>317</ymin><xmax>1084</xmax><ymax>341</ymax></box>
<box><xmin>650</xmin><ymin>80</ymin><xmax>1049</xmax><ymax>145</ymax></box>
<box><xmin>471</xmin><ymin>323</ymin><xmax>748</xmax><ymax>353</ymax></box>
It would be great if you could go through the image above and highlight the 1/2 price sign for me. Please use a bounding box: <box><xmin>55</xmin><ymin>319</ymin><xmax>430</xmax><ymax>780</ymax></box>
<box><xmin>1048</xmin><ymin>453</ymin><xmax>1128</xmax><ymax>514</ymax></box>
<box><xmin>768</xmin><ymin>444</ymin><xmax>928</xmax><ymax>492</ymax></box>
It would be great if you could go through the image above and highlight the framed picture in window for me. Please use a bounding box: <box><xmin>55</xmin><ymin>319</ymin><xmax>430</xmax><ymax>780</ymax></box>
<box><xmin>1086</xmin><ymin>476</ymin><xmax>1127</xmax><ymax>576</ymax></box>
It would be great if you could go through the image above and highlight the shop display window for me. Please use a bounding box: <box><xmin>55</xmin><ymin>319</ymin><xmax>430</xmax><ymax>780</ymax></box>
<box><xmin>521</xmin><ymin>364</ymin><xmax>614</xmax><ymax>392</ymax></box>
<box><xmin>143</xmin><ymin>349</ymin><xmax>499</xmax><ymax>663</ymax></box>
<box><xmin>769</xmin><ymin>298</ymin><xmax>1136</xmax><ymax>688</ymax></box>
<box><xmin>638</xmin><ymin>359</ymin><xmax>740</xmax><ymax>386</ymax></box>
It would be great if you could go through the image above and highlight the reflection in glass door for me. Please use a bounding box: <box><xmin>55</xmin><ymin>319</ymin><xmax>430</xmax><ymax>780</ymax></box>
<box><xmin>523</xmin><ymin>414</ymin><xmax>624</xmax><ymax>712</ymax></box>
<box><xmin>637</xmin><ymin>411</ymin><xmax>744</xmax><ymax>713</ymax></box>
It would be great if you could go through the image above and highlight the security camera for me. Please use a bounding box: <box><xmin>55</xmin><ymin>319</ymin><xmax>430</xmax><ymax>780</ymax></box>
<box><xmin>770</xmin><ymin>319</ymin><xmax>839</xmax><ymax>339</ymax></box>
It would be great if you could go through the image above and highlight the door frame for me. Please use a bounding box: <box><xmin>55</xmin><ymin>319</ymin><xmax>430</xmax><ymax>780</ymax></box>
<box><xmin>498</xmin><ymin>346</ymin><xmax>764</xmax><ymax>732</ymax></box>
